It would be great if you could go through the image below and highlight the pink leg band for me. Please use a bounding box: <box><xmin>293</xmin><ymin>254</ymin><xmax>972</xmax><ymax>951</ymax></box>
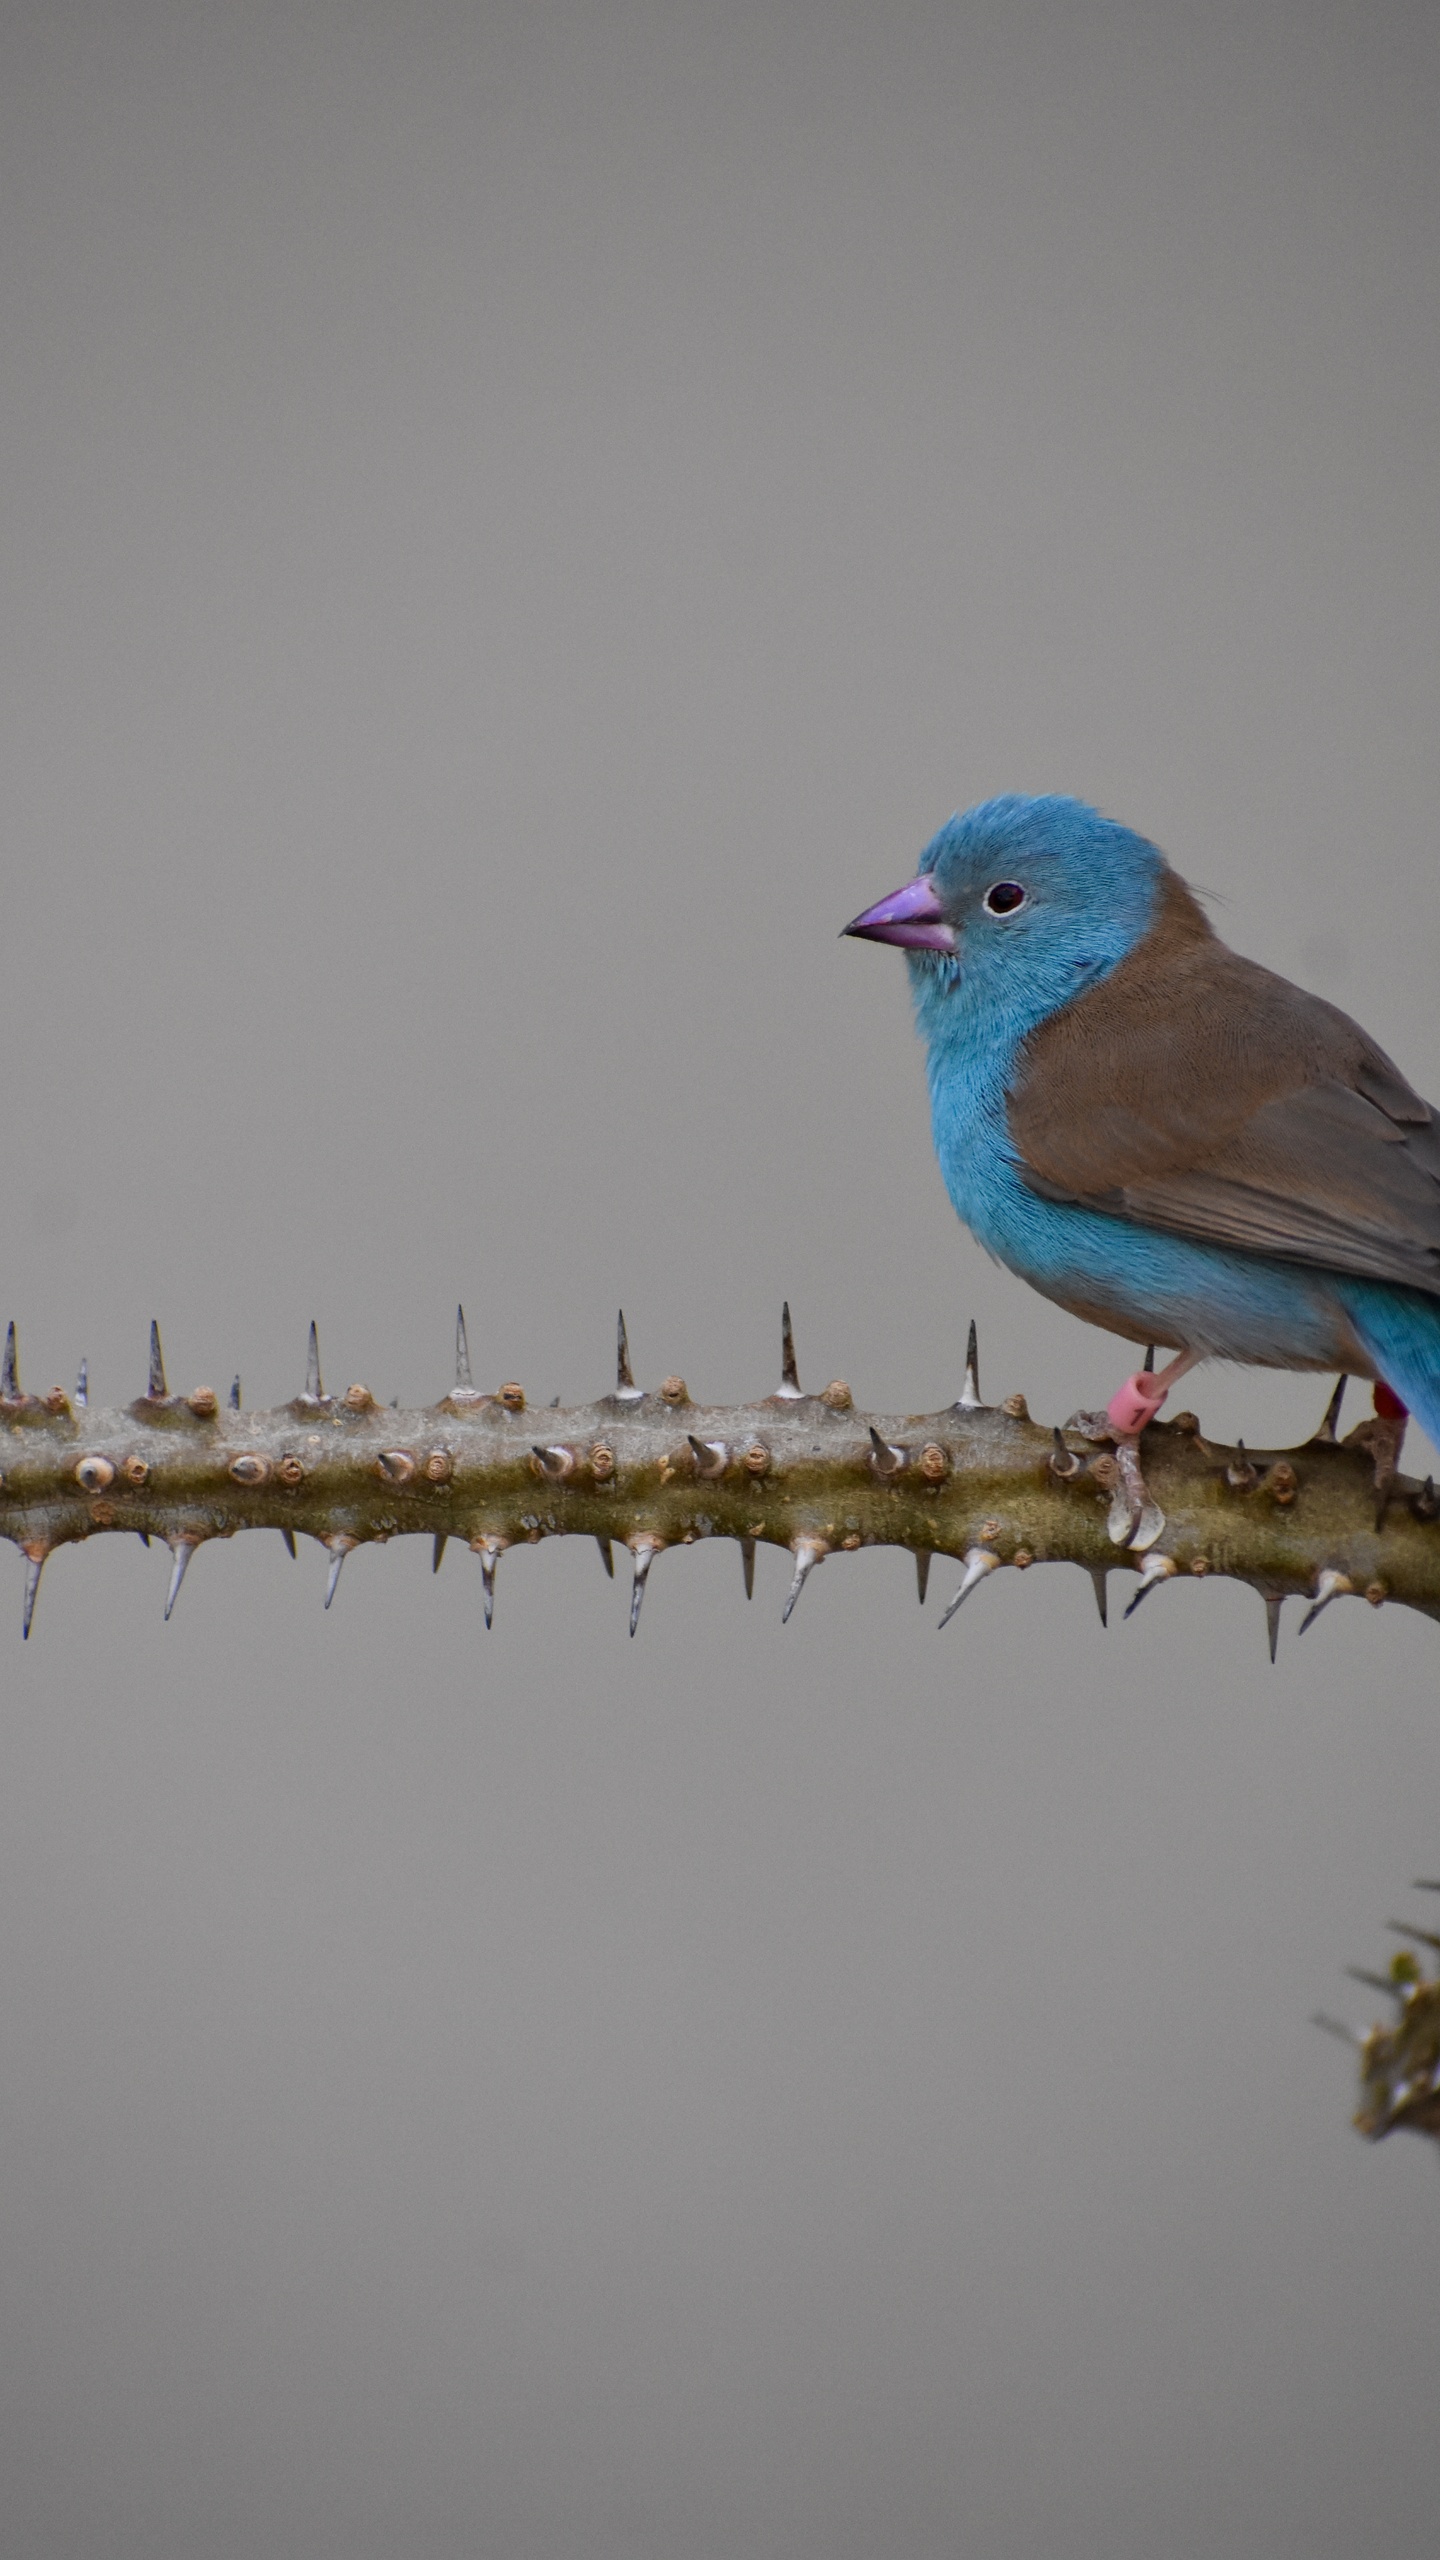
<box><xmin>1106</xmin><ymin>1373</ymin><xmax>1166</xmax><ymax>1437</ymax></box>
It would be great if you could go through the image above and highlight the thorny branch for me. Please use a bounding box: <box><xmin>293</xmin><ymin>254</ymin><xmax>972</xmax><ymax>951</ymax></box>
<box><xmin>1</xmin><ymin>1306</ymin><xmax>1438</xmax><ymax>1645</ymax></box>
<box><xmin>1318</xmin><ymin>1886</ymin><xmax>1440</xmax><ymax>2149</ymax></box>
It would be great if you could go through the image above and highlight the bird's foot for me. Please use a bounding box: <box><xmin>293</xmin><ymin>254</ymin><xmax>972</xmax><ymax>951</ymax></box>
<box><xmin>1063</xmin><ymin>1415</ymin><xmax>1167</xmax><ymax>1550</ymax></box>
<box><xmin>1105</xmin><ymin>1440</ymin><xmax>1167</xmax><ymax>1553</ymax></box>
<box><xmin>1065</xmin><ymin>1358</ymin><xmax>1197</xmax><ymax>1552</ymax></box>
<box><xmin>1066</xmin><ymin>1408</ymin><xmax>1119</xmax><ymax>1443</ymax></box>
<box><xmin>1343</xmin><ymin>1381</ymin><xmax>1409</xmax><ymax>1530</ymax></box>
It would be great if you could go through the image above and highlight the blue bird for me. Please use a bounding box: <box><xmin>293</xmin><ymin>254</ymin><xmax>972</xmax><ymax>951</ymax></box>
<box><xmin>845</xmin><ymin>795</ymin><xmax>1440</xmax><ymax>1544</ymax></box>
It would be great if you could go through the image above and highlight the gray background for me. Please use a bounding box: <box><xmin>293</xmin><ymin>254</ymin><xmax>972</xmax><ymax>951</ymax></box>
<box><xmin>1</xmin><ymin>3</ymin><xmax>1437</xmax><ymax>2552</ymax></box>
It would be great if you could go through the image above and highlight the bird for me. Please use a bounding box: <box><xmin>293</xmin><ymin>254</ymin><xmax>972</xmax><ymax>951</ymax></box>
<box><xmin>844</xmin><ymin>794</ymin><xmax>1440</xmax><ymax>1544</ymax></box>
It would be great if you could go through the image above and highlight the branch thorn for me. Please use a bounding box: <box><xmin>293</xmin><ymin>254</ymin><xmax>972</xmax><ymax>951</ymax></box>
<box><xmin>1312</xmin><ymin>1374</ymin><xmax>1348</xmax><ymax>1443</ymax></box>
<box><xmin>781</xmin><ymin>1538</ymin><xmax>825</xmax><ymax>1622</ymax></box>
<box><xmin>958</xmin><ymin>1319</ymin><xmax>981</xmax><ymax>1409</ymax></box>
<box><xmin>939</xmin><ymin>1544</ymin><xmax>1000</xmax><ymax>1627</ymax></box>
<box><xmin>322</xmin><ymin>1536</ymin><xmax>352</xmax><ymax>1609</ymax></box>
<box><xmin>163</xmin><ymin>1538</ymin><xmax>195</xmax><ymax>1620</ymax></box>
<box><xmin>473</xmin><ymin>1535</ymin><xmax>505</xmax><ymax>1627</ymax></box>
<box><xmin>1122</xmin><ymin>1551</ymin><xmax>1177</xmax><ymax>1619</ymax></box>
<box><xmin>868</xmin><ymin>1425</ymin><xmax>906</xmax><ymax>1478</ymax></box>
<box><xmin>776</xmin><ymin>1302</ymin><xmax>802</xmax><ymax>1398</ymax></box>
<box><xmin>1299</xmin><ymin>1567</ymin><xmax>1351</xmax><ymax>1634</ymax></box>
<box><xmin>629</xmin><ymin>1536</ymin><xmax>661</xmax><ymax>1635</ymax></box>
<box><xmin>21</xmin><ymin>1547</ymin><xmax>44</xmax><ymax>1640</ymax></box>
<box><xmin>149</xmin><ymin>1321</ymin><xmax>167</xmax><ymax>1400</ymax></box>
<box><xmin>1049</xmin><ymin>1426</ymin><xmax>1083</xmax><ymax>1481</ymax></box>
<box><xmin>616</xmin><ymin>1310</ymin><xmax>641</xmax><ymax>1401</ymax></box>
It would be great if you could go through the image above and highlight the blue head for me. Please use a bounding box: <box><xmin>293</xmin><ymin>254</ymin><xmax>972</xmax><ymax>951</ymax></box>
<box><xmin>846</xmin><ymin>794</ymin><xmax>1166</xmax><ymax>1066</ymax></box>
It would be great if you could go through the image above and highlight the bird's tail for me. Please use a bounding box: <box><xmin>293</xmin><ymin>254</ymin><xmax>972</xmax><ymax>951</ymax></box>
<box><xmin>1340</xmin><ymin>1282</ymin><xmax>1440</xmax><ymax>1454</ymax></box>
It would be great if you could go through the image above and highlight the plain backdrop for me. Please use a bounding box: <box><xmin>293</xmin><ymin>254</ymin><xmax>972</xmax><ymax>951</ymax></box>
<box><xmin>1</xmin><ymin>4</ymin><xmax>1438</xmax><ymax>2554</ymax></box>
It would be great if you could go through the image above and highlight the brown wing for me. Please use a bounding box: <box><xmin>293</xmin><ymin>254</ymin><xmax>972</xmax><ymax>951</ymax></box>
<box><xmin>1008</xmin><ymin>869</ymin><xmax>1440</xmax><ymax>1300</ymax></box>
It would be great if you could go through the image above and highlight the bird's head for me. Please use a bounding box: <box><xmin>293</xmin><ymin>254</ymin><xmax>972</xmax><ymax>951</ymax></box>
<box><xmin>844</xmin><ymin>794</ymin><xmax>1168</xmax><ymax>1044</ymax></box>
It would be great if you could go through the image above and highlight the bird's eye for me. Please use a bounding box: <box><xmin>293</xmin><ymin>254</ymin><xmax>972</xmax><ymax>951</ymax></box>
<box><xmin>984</xmin><ymin>881</ymin><xmax>1026</xmax><ymax>916</ymax></box>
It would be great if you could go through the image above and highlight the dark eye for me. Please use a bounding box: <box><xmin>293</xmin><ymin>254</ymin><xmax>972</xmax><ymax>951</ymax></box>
<box><xmin>985</xmin><ymin>881</ymin><xmax>1026</xmax><ymax>915</ymax></box>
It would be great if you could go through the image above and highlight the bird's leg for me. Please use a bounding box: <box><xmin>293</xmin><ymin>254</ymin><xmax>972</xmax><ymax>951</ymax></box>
<box><xmin>1104</xmin><ymin>1348</ymin><xmax>1197</xmax><ymax>1437</ymax></box>
<box><xmin>1069</xmin><ymin>1351</ymin><xmax>1199</xmax><ymax>1551</ymax></box>
<box><xmin>1343</xmin><ymin>1380</ymin><xmax>1409</xmax><ymax>1529</ymax></box>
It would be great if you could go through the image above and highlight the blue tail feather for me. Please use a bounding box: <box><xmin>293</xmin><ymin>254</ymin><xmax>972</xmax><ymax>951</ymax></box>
<box><xmin>1340</xmin><ymin>1283</ymin><xmax>1440</xmax><ymax>1449</ymax></box>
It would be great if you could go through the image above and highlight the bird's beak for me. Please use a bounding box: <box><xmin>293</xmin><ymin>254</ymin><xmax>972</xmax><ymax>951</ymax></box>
<box><xmin>842</xmin><ymin>873</ymin><xmax>956</xmax><ymax>954</ymax></box>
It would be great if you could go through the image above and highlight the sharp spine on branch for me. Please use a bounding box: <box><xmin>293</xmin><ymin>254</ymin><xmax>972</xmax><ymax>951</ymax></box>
<box><xmin>776</xmin><ymin>1302</ymin><xmax>802</xmax><ymax>1398</ymax></box>
<box><xmin>915</xmin><ymin>1552</ymin><xmax>931</xmax><ymax>1604</ymax></box>
<box><xmin>1050</xmin><ymin>1427</ymin><xmax>1082</xmax><ymax>1481</ymax></box>
<box><xmin>1300</xmin><ymin>1568</ymin><xmax>1352</xmax><ymax>1634</ymax></box>
<box><xmin>229</xmin><ymin>1376</ymin><xmax>241</xmax><ymax>1411</ymax></box>
<box><xmin>782</xmin><ymin>1540</ymin><xmax>825</xmax><ymax>1622</ymax></box>
<box><xmin>432</xmin><ymin>1535</ymin><xmax>447</xmax><ymax>1573</ymax></box>
<box><xmin>1314</xmin><ymin>1375</ymin><xmax>1348</xmax><ymax>1443</ymax></box>
<box><xmin>305</xmin><ymin>1323</ymin><xmax>323</xmax><ymax>1402</ymax></box>
<box><xmin>1264</xmin><ymin>1592</ymin><xmax>1283</xmax><ymax>1662</ymax></box>
<box><xmin>456</xmin><ymin>1306</ymin><xmax>473</xmax><ymax>1389</ymax></box>
<box><xmin>959</xmin><ymin>1319</ymin><xmax>981</xmax><ymax>1409</ymax></box>
<box><xmin>323</xmin><ymin>1539</ymin><xmax>349</xmax><ymax>1609</ymax></box>
<box><xmin>869</xmin><ymin>1426</ymin><xmax>906</xmax><ymax>1477</ymax></box>
<box><xmin>1123</xmin><ymin>1552</ymin><xmax>1177</xmax><ymax>1619</ymax></box>
<box><xmin>164</xmin><ymin>1540</ymin><xmax>194</xmax><ymax>1620</ymax></box>
<box><xmin>629</xmin><ymin>1538</ymin><xmax>660</xmax><ymax>1635</ymax></box>
<box><xmin>22</xmin><ymin>1551</ymin><xmax>44</xmax><ymax>1639</ymax></box>
<box><xmin>741</xmin><ymin>1537</ymin><xmax>756</xmax><ymax>1600</ymax></box>
<box><xmin>616</xmin><ymin>1311</ymin><xmax>641</xmax><ymax>1401</ymax></box>
<box><xmin>282</xmin><ymin>1530</ymin><xmax>297</xmax><ymax>1559</ymax></box>
<box><xmin>75</xmin><ymin>1358</ymin><xmax>88</xmax><ymax>1408</ymax></box>
<box><xmin>476</xmin><ymin>1536</ymin><xmax>503</xmax><ymax>1627</ymax></box>
<box><xmin>1088</xmin><ymin>1566</ymin><xmax>1109</xmax><ymax>1627</ymax></box>
<box><xmin>3</xmin><ymin>1322</ymin><xmax>19</xmax><ymax>1400</ymax></box>
<box><xmin>149</xmin><ymin>1322</ymin><xmax>167</xmax><ymax>1400</ymax></box>
<box><xmin>939</xmin><ymin>1545</ymin><xmax>1000</xmax><ymax>1627</ymax></box>
<box><xmin>597</xmin><ymin>1538</ymin><xmax>614</xmax><ymax>1578</ymax></box>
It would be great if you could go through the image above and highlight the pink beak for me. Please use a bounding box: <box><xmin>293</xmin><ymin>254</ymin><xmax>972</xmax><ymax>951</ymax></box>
<box><xmin>842</xmin><ymin>872</ymin><xmax>956</xmax><ymax>954</ymax></box>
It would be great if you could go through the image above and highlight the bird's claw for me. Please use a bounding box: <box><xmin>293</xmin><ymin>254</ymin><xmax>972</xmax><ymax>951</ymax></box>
<box><xmin>1343</xmin><ymin>1409</ymin><xmax>1408</xmax><ymax>1531</ymax></box>
<box><xmin>1064</xmin><ymin>1412</ymin><xmax>1167</xmax><ymax>1548</ymax></box>
<box><xmin>1109</xmin><ymin>1440</ymin><xmax>1166</xmax><ymax>1550</ymax></box>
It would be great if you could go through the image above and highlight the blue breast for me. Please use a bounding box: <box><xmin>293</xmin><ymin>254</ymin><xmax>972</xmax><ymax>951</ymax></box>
<box><xmin>913</xmin><ymin>959</ymin><xmax>1362</xmax><ymax>1371</ymax></box>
